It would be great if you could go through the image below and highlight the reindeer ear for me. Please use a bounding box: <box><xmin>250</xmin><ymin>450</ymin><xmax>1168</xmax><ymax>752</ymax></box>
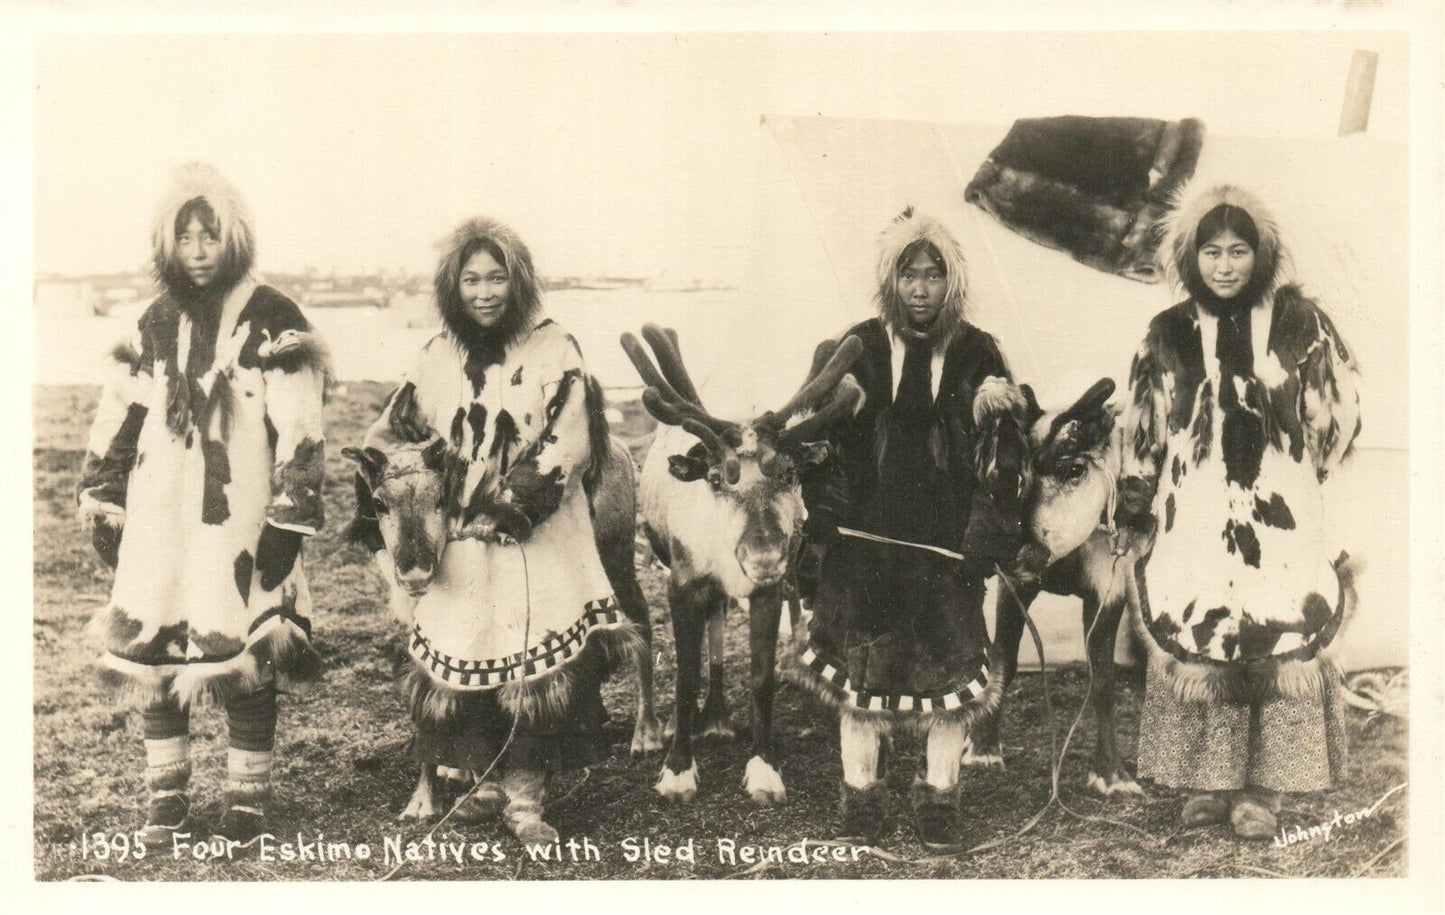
<box><xmin>342</xmin><ymin>446</ymin><xmax>387</xmax><ymax>485</ymax></box>
<box><xmin>797</xmin><ymin>441</ymin><xmax>831</xmax><ymax>466</ymax></box>
<box><xmin>1019</xmin><ymin>384</ymin><xmax>1044</xmax><ymax>426</ymax></box>
<box><xmin>420</xmin><ymin>438</ymin><xmax>448</xmax><ymax>471</ymax></box>
<box><xmin>667</xmin><ymin>453</ymin><xmax>710</xmax><ymax>482</ymax></box>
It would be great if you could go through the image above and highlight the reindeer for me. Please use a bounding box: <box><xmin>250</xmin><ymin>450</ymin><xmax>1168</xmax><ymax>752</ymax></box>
<box><xmin>342</xmin><ymin>430</ymin><xmax>665</xmax><ymax>821</ymax></box>
<box><xmin>621</xmin><ymin>324</ymin><xmax>863</xmax><ymax>805</ymax></box>
<box><xmin>963</xmin><ymin>377</ymin><xmax>1146</xmax><ymax>798</ymax></box>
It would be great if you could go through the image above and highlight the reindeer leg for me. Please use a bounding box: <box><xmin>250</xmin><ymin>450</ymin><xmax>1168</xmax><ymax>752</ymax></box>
<box><xmin>656</xmin><ymin>575</ymin><xmax>714</xmax><ymax>803</ymax></box>
<box><xmin>698</xmin><ymin>603</ymin><xmax>735</xmax><ymax>739</ymax></box>
<box><xmin>1083</xmin><ymin>590</ymin><xmax>1143</xmax><ymax>799</ymax></box>
<box><xmin>964</xmin><ymin>580</ymin><xmax>1034</xmax><ymax>770</ymax></box>
<box><xmin>603</xmin><ymin>536</ymin><xmax>664</xmax><ymax>756</ymax></box>
<box><xmin>399</xmin><ymin>765</ymin><xmax>437</xmax><ymax>821</ymax></box>
<box><xmin>742</xmin><ymin>587</ymin><xmax>786</xmax><ymax>805</ymax></box>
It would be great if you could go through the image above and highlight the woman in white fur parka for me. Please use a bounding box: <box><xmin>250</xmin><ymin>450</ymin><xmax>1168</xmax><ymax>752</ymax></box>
<box><xmin>1116</xmin><ymin>180</ymin><xmax>1362</xmax><ymax>840</ymax></box>
<box><xmin>79</xmin><ymin>163</ymin><xmax>330</xmax><ymax>851</ymax></box>
<box><xmin>352</xmin><ymin>216</ymin><xmax>638</xmax><ymax>845</ymax></box>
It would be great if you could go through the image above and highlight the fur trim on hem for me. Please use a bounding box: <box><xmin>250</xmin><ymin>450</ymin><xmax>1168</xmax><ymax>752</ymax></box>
<box><xmin>1131</xmin><ymin>554</ymin><xmax>1359</xmax><ymax>704</ymax></box>
<box><xmin>1130</xmin><ymin>599</ymin><xmax>1346</xmax><ymax>704</ymax></box>
<box><xmin>404</xmin><ymin>621</ymin><xmax>643</xmax><ymax>725</ymax></box>
<box><xmin>782</xmin><ymin>651</ymin><xmax>1004</xmax><ymax>737</ymax></box>
<box><xmin>95</xmin><ymin>619</ymin><xmax>321</xmax><ymax>710</ymax></box>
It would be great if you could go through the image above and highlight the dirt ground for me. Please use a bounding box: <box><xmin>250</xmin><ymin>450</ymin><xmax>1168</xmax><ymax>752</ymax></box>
<box><xmin>32</xmin><ymin>382</ymin><xmax>1408</xmax><ymax>881</ymax></box>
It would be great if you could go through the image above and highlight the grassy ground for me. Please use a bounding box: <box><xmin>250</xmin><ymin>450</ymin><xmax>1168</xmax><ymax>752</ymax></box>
<box><xmin>33</xmin><ymin>383</ymin><xmax>1408</xmax><ymax>881</ymax></box>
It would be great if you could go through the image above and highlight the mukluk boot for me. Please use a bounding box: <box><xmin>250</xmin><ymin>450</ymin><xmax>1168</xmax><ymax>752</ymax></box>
<box><xmin>211</xmin><ymin>747</ymin><xmax>272</xmax><ymax>851</ymax></box>
<box><xmin>837</xmin><ymin>779</ymin><xmax>890</xmax><ymax>846</ymax></box>
<box><xmin>1230</xmin><ymin>786</ymin><xmax>1282</xmax><ymax>841</ymax></box>
<box><xmin>501</xmin><ymin>768</ymin><xmax>558</xmax><ymax>846</ymax></box>
<box><xmin>139</xmin><ymin>742</ymin><xmax>193</xmax><ymax>852</ymax></box>
<box><xmin>911</xmin><ymin>780</ymin><xmax>964</xmax><ymax>853</ymax></box>
<box><xmin>445</xmin><ymin>768</ymin><xmax>508</xmax><ymax>824</ymax></box>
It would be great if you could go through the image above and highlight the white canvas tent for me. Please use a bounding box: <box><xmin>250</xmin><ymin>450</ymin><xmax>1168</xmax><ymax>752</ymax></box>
<box><xmin>721</xmin><ymin>113</ymin><xmax>1406</xmax><ymax>671</ymax></box>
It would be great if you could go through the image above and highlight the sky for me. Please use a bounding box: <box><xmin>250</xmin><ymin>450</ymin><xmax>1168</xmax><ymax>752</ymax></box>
<box><xmin>32</xmin><ymin>28</ymin><xmax>1409</xmax><ymax>281</ymax></box>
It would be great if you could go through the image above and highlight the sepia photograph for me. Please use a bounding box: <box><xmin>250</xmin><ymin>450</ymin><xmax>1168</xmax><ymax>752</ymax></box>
<box><xmin>6</xmin><ymin>0</ymin><xmax>1443</xmax><ymax>905</ymax></box>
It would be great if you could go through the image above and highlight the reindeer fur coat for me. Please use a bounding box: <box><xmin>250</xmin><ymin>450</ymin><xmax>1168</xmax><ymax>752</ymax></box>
<box><xmin>361</xmin><ymin>220</ymin><xmax>637</xmax><ymax>729</ymax></box>
<box><xmin>1121</xmin><ymin>182</ymin><xmax>1362</xmax><ymax>703</ymax></box>
<box><xmin>79</xmin><ymin>164</ymin><xmax>329</xmax><ymax>708</ymax></box>
<box><xmin>790</xmin><ymin>210</ymin><xmax>1025</xmax><ymax>728</ymax></box>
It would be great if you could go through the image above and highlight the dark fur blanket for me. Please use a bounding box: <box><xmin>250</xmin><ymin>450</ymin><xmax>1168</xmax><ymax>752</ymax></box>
<box><xmin>964</xmin><ymin>116</ymin><xmax>1205</xmax><ymax>283</ymax></box>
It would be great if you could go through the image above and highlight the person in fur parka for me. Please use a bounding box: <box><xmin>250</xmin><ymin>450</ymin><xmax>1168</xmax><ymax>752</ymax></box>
<box><xmin>788</xmin><ymin>208</ymin><xmax>1029</xmax><ymax>851</ymax></box>
<box><xmin>351</xmin><ymin>217</ymin><xmax>638</xmax><ymax>845</ymax></box>
<box><xmin>1115</xmin><ymin>180</ymin><xmax>1362</xmax><ymax>839</ymax></box>
<box><xmin>78</xmin><ymin>163</ymin><xmax>330</xmax><ymax>849</ymax></box>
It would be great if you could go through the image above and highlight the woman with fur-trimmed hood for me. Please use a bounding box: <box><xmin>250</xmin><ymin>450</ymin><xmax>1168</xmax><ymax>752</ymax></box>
<box><xmin>788</xmin><ymin>208</ymin><xmax>1028</xmax><ymax>851</ymax></box>
<box><xmin>1115</xmin><ymin>181</ymin><xmax>1362</xmax><ymax>839</ymax></box>
<box><xmin>78</xmin><ymin>163</ymin><xmax>330</xmax><ymax>849</ymax></box>
<box><xmin>351</xmin><ymin>217</ymin><xmax>637</xmax><ymax>845</ymax></box>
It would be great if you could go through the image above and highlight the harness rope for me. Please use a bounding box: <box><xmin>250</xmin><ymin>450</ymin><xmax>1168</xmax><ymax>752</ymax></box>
<box><xmin>378</xmin><ymin>536</ymin><xmax>534</xmax><ymax>881</ymax></box>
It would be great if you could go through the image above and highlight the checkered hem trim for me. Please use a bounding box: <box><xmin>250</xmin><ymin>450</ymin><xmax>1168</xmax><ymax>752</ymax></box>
<box><xmin>798</xmin><ymin>647</ymin><xmax>990</xmax><ymax>712</ymax></box>
<box><xmin>408</xmin><ymin>596</ymin><xmax>624</xmax><ymax>688</ymax></box>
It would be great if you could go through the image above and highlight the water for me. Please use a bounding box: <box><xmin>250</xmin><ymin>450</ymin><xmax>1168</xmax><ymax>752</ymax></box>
<box><xmin>32</xmin><ymin>287</ymin><xmax>750</xmax><ymax>395</ymax></box>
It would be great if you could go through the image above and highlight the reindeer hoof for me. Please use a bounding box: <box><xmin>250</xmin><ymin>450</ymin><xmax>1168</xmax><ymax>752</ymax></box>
<box><xmin>698</xmin><ymin>718</ymin><xmax>737</xmax><ymax>741</ymax></box>
<box><xmin>960</xmin><ymin>737</ymin><xmax>1005</xmax><ymax>771</ymax></box>
<box><xmin>437</xmin><ymin>766</ymin><xmax>470</xmax><ymax>784</ymax></box>
<box><xmin>742</xmin><ymin>756</ymin><xmax>786</xmax><ymax>806</ymax></box>
<box><xmin>398</xmin><ymin>795</ymin><xmax>435</xmax><ymax>821</ymax></box>
<box><xmin>1086</xmin><ymin>770</ymin><xmax>1145</xmax><ymax>799</ymax></box>
<box><xmin>631</xmin><ymin>714</ymin><xmax>666</xmax><ymax>756</ymax></box>
<box><xmin>654</xmin><ymin>761</ymin><xmax>699</xmax><ymax>804</ymax></box>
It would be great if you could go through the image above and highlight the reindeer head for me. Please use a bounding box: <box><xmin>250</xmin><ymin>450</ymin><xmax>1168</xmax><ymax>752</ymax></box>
<box><xmin>622</xmin><ymin>324</ymin><xmax>864</xmax><ymax>588</ymax></box>
<box><xmin>1018</xmin><ymin>378</ymin><xmax>1120</xmax><ymax>573</ymax></box>
<box><xmin>343</xmin><ymin>439</ymin><xmax>449</xmax><ymax>596</ymax></box>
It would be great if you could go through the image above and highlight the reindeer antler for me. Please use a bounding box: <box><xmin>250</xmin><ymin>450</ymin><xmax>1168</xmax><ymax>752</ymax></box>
<box><xmin>777</xmin><ymin>376</ymin><xmax>864</xmax><ymax>448</ymax></box>
<box><xmin>641</xmin><ymin>323</ymin><xmax>702</xmax><ymax>405</ymax></box>
<box><xmin>771</xmin><ymin>334</ymin><xmax>864</xmax><ymax>422</ymax></box>
<box><xmin>620</xmin><ymin>327</ymin><xmax>739</xmax><ymax>438</ymax></box>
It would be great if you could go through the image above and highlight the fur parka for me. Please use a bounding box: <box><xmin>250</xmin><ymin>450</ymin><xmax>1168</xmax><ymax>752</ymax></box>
<box><xmin>788</xmin><ymin>210</ymin><xmax>1025</xmax><ymax>728</ymax></box>
<box><xmin>79</xmin><ymin>163</ymin><xmax>330</xmax><ymax>708</ymax></box>
<box><xmin>360</xmin><ymin>218</ymin><xmax>638</xmax><ymax>728</ymax></box>
<box><xmin>1120</xmin><ymin>181</ymin><xmax>1362</xmax><ymax>703</ymax></box>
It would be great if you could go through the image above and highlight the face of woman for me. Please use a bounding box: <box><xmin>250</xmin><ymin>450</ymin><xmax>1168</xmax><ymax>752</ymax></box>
<box><xmin>1196</xmin><ymin>228</ymin><xmax>1256</xmax><ymax>300</ymax></box>
<box><xmin>459</xmin><ymin>248</ymin><xmax>512</xmax><ymax>328</ymax></box>
<box><xmin>176</xmin><ymin>216</ymin><xmax>222</xmax><ymax>287</ymax></box>
<box><xmin>898</xmin><ymin>249</ymin><xmax>947</xmax><ymax>327</ymax></box>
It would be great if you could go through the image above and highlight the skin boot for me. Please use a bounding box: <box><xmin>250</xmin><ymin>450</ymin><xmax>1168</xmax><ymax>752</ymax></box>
<box><xmin>911</xmin><ymin>780</ymin><xmax>964</xmax><ymax>853</ymax></box>
<box><xmin>139</xmin><ymin>704</ymin><xmax>192</xmax><ymax>851</ymax></box>
<box><xmin>1230</xmin><ymin>786</ymin><xmax>1282</xmax><ymax>840</ymax></box>
<box><xmin>838</xmin><ymin>779</ymin><xmax>890</xmax><ymax>846</ymax></box>
<box><xmin>211</xmin><ymin>748</ymin><xmax>272</xmax><ymax>853</ymax></box>
<box><xmin>211</xmin><ymin>684</ymin><xmax>277</xmax><ymax>854</ymax></box>
<box><xmin>451</xmin><ymin>771</ymin><xmax>508</xmax><ymax>824</ymax></box>
<box><xmin>138</xmin><ymin>757</ymin><xmax>193</xmax><ymax>852</ymax></box>
<box><xmin>837</xmin><ymin>714</ymin><xmax>889</xmax><ymax>845</ymax></box>
<box><xmin>1181</xmin><ymin>791</ymin><xmax>1232</xmax><ymax>827</ymax></box>
<box><xmin>501</xmin><ymin>768</ymin><xmax>558</xmax><ymax>846</ymax></box>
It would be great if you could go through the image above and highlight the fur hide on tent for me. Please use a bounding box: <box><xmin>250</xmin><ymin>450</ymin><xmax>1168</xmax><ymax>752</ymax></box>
<box><xmin>965</xmin><ymin>116</ymin><xmax>1206</xmax><ymax>283</ymax></box>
